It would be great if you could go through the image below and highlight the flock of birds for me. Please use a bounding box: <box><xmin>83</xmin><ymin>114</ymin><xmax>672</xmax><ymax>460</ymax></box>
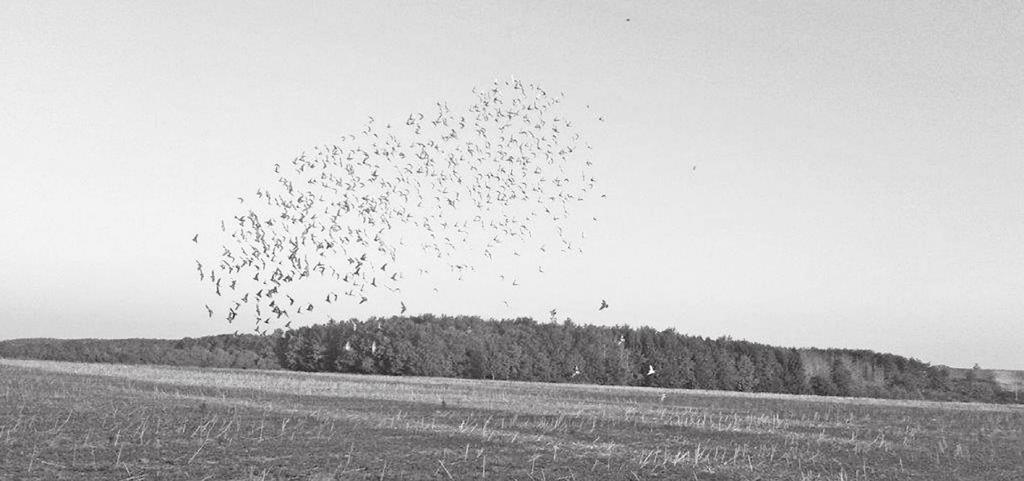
<box><xmin>194</xmin><ymin>79</ymin><xmax>613</xmax><ymax>336</ymax></box>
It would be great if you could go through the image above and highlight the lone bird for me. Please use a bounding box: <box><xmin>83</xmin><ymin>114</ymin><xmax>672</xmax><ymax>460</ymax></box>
<box><xmin>400</xmin><ymin>301</ymin><xmax>407</xmax><ymax>315</ymax></box>
<box><xmin>192</xmin><ymin>234</ymin><xmax>198</xmax><ymax>243</ymax></box>
<box><xmin>647</xmin><ymin>365</ymin><xmax>656</xmax><ymax>376</ymax></box>
<box><xmin>599</xmin><ymin>299</ymin><xmax>609</xmax><ymax>311</ymax></box>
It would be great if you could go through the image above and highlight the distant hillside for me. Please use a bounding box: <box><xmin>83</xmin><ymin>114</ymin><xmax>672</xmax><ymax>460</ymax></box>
<box><xmin>942</xmin><ymin>366</ymin><xmax>1024</xmax><ymax>399</ymax></box>
<box><xmin>1</xmin><ymin>315</ymin><xmax>1018</xmax><ymax>404</ymax></box>
<box><xmin>801</xmin><ymin>348</ymin><xmax>1024</xmax><ymax>400</ymax></box>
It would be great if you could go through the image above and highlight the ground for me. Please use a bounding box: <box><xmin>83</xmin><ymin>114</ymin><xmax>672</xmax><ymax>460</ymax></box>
<box><xmin>0</xmin><ymin>359</ymin><xmax>1021</xmax><ymax>480</ymax></box>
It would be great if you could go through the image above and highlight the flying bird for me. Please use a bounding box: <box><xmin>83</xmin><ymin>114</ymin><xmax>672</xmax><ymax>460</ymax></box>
<box><xmin>193</xmin><ymin>79</ymin><xmax>599</xmax><ymax>331</ymax></box>
<box><xmin>599</xmin><ymin>299</ymin><xmax>609</xmax><ymax>311</ymax></box>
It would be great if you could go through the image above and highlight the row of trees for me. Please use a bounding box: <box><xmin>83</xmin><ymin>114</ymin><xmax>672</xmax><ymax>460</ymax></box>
<box><xmin>2</xmin><ymin>314</ymin><xmax>1016</xmax><ymax>403</ymax></box>
<box><xmin>274</xmin><ymin>315</ymin><xmax>810</xmax><ymax>393</ymax></box>
<box><xmin>272</xmin><ymin>314</ymin><xmax>1019</xmax><ymax>403</ymax></box>
<box><xmin>0</xmin><ymin>335</ymin><xmax>280</xmax><ymax>369</ymax></box>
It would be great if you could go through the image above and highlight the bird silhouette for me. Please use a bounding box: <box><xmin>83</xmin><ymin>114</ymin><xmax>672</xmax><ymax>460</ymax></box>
<box><xmin>599</xmin><ymin>300</ymin><xmax>609</xmax><ymax>311</ymax></box>
<box><xmin>194</xmin><ymin>79</ymin><xmax>600</xmax><ymax>330</ymax></box>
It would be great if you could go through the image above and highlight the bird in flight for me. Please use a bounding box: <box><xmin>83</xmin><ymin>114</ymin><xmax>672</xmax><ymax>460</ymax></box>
<box><xmin>647</xmin><ymin>365</ymin><xmax>656</xmax><ymax>376</ymax></box>
<box><xmin>192</xmin><ymin>79</ymin><xmax>601</xmax><ymax>332</ymax></box>
<box><xmin>599</xmin><ymin>299</ymin><xmax>609</xmax><ymax>311</ymax></box>
<box><xmin>205</xmin><ymin>304</ymin><xmax>213</xmax><ymax>318</ymax></box>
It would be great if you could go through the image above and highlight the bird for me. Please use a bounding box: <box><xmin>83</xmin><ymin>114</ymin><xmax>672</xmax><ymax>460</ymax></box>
<box><xmin>205</xmin><ymin>305</ymin><xmax>213</xmax><ymax>318</ymax></box>
<box><xmin>192</xmin><ymin>234</ymin><xmax>198</xmax><ymax>243</ymax></box>
<box><xmin>400</xmin><ymin>301</ymin><xmax>407</xmax><ymax>315</ymax></box>
<box><xmin>599</xmin><ymin>300</ymin><xmax>609</xmax><ymax>311</ymax></box>
<box><xmin>193</xmin><ymin>79</ymin><xmax>601</xmax><ymax>332</ymax></box>
<box><xmin>647</xmin><ymin>365</ymin><xmax>656</xmax><ymax>376</ymax></box>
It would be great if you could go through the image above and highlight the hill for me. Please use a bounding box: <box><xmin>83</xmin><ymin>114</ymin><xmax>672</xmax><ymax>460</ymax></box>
<box><xmin>941</xmin><ymin>365</ymin><xmax>1024</xmax><ymax>401</ymax></box>
<box><xmin>1</xmin><ymin>314</ymin><xmax>1018</xmax><ymax>404</ymax></box>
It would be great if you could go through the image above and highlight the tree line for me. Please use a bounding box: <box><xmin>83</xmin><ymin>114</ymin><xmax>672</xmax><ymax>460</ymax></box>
<box><xmin>1</xmin><ymin>314</ymin><xmax>1016</xmax><ymax>403</ymax></box>
<box><xmin>271</xmin><ymin>315</ymin><xmax>1017</xmax><ymax>403</ymax></box>
<box><xmin>0</xmin><ymin>335</ymin><xmax>280</xmax><ymax>369</ymax></box>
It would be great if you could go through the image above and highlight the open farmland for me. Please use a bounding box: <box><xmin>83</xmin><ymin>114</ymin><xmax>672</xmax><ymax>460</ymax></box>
<box><xmin>1</xmin><ymin>359</ymin><xmax>1022</xmax><ymax>480</ymax></box>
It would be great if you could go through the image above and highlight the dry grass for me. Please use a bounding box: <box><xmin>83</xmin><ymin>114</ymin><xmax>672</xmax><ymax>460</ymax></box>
<box><xmin>1</xmin><ymin>358</ymin><xmax>1022</xmax><ymax>480</ymax></box>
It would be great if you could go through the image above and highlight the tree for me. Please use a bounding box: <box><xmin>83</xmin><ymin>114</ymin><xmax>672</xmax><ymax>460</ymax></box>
<box><xmin>735</xmin><ymin>354</ymin><xmax>757</xmax><ymax>392</ymax></box>
<box><xmin>831</xmin><ymin>358</ymin><xmax>855</xmax><ymax>396</ymax></box>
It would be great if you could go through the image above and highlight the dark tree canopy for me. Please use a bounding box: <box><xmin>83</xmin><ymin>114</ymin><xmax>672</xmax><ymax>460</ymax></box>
<box><xmin>1</xmin><ymin>315</ymin><xmax>1017</xmax><ymax>404</ymax></box>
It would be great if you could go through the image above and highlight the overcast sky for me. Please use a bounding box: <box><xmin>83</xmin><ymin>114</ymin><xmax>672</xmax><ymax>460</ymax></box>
<box><xmin>2</xmin><ymin>1</ymin><xmax>1022</xmax><ymax>369</ymax></box>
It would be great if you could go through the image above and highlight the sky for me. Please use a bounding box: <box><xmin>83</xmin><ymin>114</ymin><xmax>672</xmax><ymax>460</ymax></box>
<box><xmin>1</xmin><ymin>1</ymin><xmax>1022</xmax><ymax>369</ymax></box>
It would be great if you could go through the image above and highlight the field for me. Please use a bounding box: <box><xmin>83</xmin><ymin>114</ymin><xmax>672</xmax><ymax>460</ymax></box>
<box><xmin>1</xmin><ymin>359</ymin><xmax>1022</xmax><ymax>480</ymax></box>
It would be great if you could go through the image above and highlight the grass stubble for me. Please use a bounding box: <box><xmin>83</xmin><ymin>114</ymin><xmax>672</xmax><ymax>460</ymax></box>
<box><xmin>0</xmin><ymin>359</ymin><xmax>1021</xmax><ymax>480</ymax></box>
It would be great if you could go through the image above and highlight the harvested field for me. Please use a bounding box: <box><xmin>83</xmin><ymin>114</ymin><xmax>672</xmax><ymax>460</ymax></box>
<box><xmin>1</xmin><ymin>359</ymin><xmax>1022</xmax><ymax>480</ymax></box>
